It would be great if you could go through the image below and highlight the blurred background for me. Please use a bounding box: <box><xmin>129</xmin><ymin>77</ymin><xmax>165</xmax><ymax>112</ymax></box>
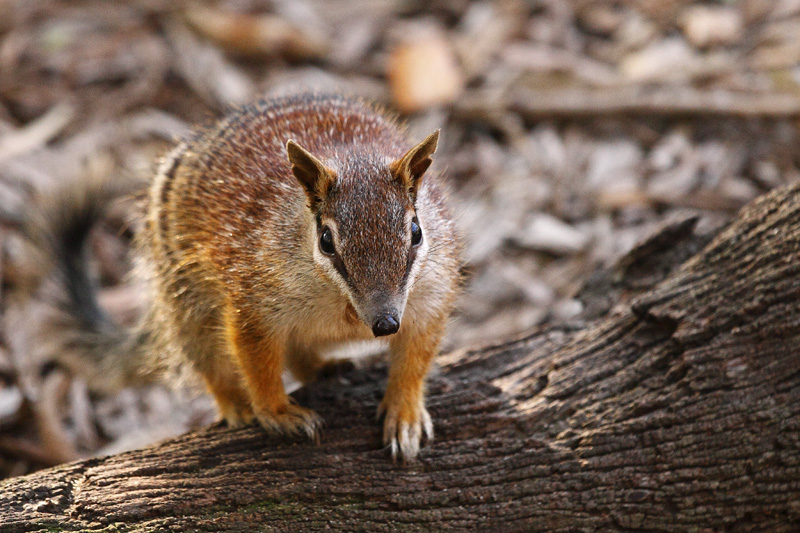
<box><xmin>1</xmin><ymin>0</ymin><xmax>799</xmax><ymax>478</ymax></box>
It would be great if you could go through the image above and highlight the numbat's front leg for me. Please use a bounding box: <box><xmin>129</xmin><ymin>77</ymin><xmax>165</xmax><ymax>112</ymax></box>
<box><xmin>224</xmin><ymin>303</ymin><xmax>322</xmax><ymax>440</ymax></box>
<box><xmin>379</xmin><ymin>319</ymin><xmax>444</xmax><ymax>461</ymax></box>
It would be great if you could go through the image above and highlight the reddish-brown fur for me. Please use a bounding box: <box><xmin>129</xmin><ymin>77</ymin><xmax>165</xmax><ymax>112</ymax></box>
<box><xmin>139</xmin><ymin>93</ymin><xmax>461</xmax><ymax>460</ymax></box>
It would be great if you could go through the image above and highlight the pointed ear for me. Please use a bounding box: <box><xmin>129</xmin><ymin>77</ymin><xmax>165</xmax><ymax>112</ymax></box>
<box><xmin>287</xmin><ymin>140</ymin><xmax>335</xmax><ymax>208</ymax></box>
<box><xmin>390</xmin><ymin>130</ymin><xmax>439</xmax><ymax>200</ymax></box>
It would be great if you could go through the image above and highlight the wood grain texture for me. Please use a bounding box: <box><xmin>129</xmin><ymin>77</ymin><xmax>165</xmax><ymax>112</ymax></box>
<box><xmin>3</xmin><ymin>183</ymin><xmax>800</xmax><ymax>531</ymax></box>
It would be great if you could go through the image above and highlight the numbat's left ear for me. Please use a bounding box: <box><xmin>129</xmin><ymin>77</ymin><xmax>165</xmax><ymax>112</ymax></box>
<box><xmin>390</xmin><ymin>130</ymin><xmax>439</xmax><ymax>201</ymax></box>
<box><xmin>287</xmin><ymin>140</ymin><xmax>336</xmax><ymax>209</ymax></box>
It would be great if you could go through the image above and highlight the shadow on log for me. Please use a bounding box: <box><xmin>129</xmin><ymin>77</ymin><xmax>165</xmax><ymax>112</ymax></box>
<box><xmin>2</xmin><ymin>183</ymin><xmax>800</xmax><ymax>531</ymax></box>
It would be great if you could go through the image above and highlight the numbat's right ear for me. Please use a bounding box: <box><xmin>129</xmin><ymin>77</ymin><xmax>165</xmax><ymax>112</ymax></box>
<box><xmin>390</xmin><ymin>130</ymin><xmax>439</xmax><ymax>202</ymax></box>
<box><xmin>287</xmin><ymin>140</ymin><xmax>336</xmax><ymax>208</ymax></box>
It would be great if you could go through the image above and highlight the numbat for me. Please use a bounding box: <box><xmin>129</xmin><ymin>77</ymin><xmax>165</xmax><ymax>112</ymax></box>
<box><xmin>34</xmin><ymin>94</ymin><xmax>461</xmax><ymax>461</ymax></box>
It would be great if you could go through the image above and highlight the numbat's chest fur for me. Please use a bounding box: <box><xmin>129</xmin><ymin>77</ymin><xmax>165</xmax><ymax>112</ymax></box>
<box><xmin>143</xmin><ymin>93</ymin><xmax>461</xmax><ymax>461</ymax></box>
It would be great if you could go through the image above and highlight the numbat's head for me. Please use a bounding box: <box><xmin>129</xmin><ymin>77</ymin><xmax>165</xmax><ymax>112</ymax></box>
<box><xmin>286</xmin><ymin>130</ymin><xmax>439</xmax><ymax>337</ymax></box>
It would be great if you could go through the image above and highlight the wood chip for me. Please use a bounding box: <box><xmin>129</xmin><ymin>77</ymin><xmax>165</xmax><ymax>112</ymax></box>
<box><xmin>387</xmin><ymin>27</ymin><xmax>464</xmax><ymax>113</ymax></box>
<box><xmin>0</xmin><ymin>104</ymin><xmax>74</xmax><ymax>163</ymax></box>
<box><xmin>679</xmin><ymin>5</ymin><xmax>744</xmax><ymax>48</ymax></box>
<box><xmin>0</xmin><ymin>386</ymin><xmax>23</xmax><ymax>426</ymax></box>
<box><xmin>184</xmin><ymin>5</ymin><xmax>327</xmax><ymax>59</ymax></box>
<box><xmin>515</xmin><ymin>213</ymin><xmax>590</xmax><ymax>255</ymax></box>
<box><xmin>621</xmin><ymin>37</ymin><xmax>698</xmax><ymax>83</ymax></box>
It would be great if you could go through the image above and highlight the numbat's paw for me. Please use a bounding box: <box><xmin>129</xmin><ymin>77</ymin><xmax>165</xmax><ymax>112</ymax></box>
<box><xmin>378</xmin><ymin>400</ymin><xmax>433</xmax><ymax>462</ymax></box>
<box><xmin>255</xmin><ymin>402</ymin><xmax>323</xmax><ymax>443</ymax></box>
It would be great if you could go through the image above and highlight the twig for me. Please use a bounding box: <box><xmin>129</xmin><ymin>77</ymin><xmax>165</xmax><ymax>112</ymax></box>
<box><xmin>454</xmin><ymin>86</ymin><xmax>800</xmax><ymax>119</ymax></box>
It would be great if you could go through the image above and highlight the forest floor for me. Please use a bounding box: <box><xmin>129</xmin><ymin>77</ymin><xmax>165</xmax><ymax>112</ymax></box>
<box><xmin>1</xmin><ymin>0</ymin><xmax>799</xmax><ymax>479</ymax></box>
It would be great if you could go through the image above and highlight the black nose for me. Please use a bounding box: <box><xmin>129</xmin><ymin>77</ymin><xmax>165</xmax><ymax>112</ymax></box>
<box><xmin>372</xmin><ymin>314</ymin><xmax>400</xmax><ymax>337</ymax></box>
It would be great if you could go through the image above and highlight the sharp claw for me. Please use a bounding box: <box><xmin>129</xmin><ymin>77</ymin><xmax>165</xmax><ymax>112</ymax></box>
<box><xmin>379</xmin><ymin>404</ymin><xmax>433</xmax><ymax>462</ymax></box>
<box><xmin>422</xmin><ymin>410</ymin><xmax>434</xmax><ymax>443</ymax></box>
<box><xmin>255</xmin><ymin>405</ymin><xmax>322</xmax><ymax>443</ymax></box>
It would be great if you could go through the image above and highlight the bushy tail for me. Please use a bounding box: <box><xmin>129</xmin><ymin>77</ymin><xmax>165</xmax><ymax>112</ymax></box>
<box><xmin>26</xmin><ymin>177</ymin><xmax>155</xmax><ymax>392</ymax></box>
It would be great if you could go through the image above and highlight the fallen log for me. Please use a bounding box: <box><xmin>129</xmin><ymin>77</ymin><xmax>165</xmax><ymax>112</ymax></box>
<box><xmin>2</xmin><ymin>182</ymin><xmax>800</xmax><ymax>531</ymax></box>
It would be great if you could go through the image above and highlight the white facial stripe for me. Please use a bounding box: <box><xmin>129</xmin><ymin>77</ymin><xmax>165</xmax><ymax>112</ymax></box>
<box><xmin>402</xmin><ymin>212</ymin><xmax>429</xmax><ymax>300</ymax></box>
<box><xmin>311</xmin><ymin>218</ymin><xmax>358</xmax><ymax>306</ymax></box>
<box><xmin>313</xmin><ymin>244</ymin><xmax>351</xmax><ymax>295</ymax></box>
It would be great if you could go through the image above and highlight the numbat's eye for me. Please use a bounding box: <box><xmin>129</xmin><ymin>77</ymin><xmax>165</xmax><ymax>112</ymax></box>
<box><xmin>410</xmin><ymin>218</ymin><xmax>422</xmax><ymax>247</ymax></box>
<box><xmin>319</xmin><ymin>227</ymin><xmax>335</xmax><ymax>255</ymax></box>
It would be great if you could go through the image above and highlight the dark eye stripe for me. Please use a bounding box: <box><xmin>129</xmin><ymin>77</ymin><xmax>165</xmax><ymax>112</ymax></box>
<box><xmin>317</xmin><ymin>221</ymin><xmax>351</xmax><ymax>283</ymax></box>
<box><xmin>331</xmin><ymin>255</ymin><xmax>350</xmax><ymax>283</ymax></box>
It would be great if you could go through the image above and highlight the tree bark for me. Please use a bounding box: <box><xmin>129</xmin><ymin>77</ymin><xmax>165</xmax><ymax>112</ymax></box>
<box><xmin>3</xmin><ymin>183</ymin><xmax>800</xmax><ymax>532</ymax></box>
